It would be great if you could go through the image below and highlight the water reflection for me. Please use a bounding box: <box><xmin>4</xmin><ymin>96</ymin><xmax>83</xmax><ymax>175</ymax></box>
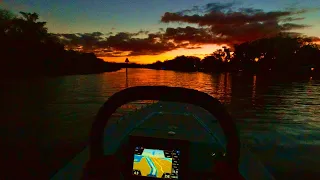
<box><xmin>252</xmin><ymin>75</ymin><xmax>257</xmax><ymax>105</ymax></box>
<box><xmin>88</xmin><ymin>69</ymin><xmax>320</xmax><ymax>179</ymax></box>
<box><xmin>109</xmin><ymin>69</ymin><xmax>233</xmax><ymax>104</ymax></box>
<box><xmin>94</xmin><ymin>69</ymin><xmax>320</xmax><ymax>147</ymax></box>
<box><xmin>126</xmin><ymin>68</ymin><xmax>129</xmax><ymax>88</ymax></box>
<box><xmin>1</xmin><ymin>68</ymin><xmax>320</xmax><ymax>179</ymax></box>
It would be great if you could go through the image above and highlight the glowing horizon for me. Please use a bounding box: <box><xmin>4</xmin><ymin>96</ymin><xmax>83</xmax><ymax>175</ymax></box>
<box><xmin>3</xmin><ymin>0</ymin><xmax>320</xmax><ymax>64</ymax></box>
<box><xmin>99</xmin><ymin>44</ymin><xmax>224</xmax><ymax>63</ymax></box>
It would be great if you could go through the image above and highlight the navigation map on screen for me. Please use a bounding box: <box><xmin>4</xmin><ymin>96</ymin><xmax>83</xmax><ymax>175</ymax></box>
<box><xmin>132</xmin><ymin>147</ymin><xmax>179</xmax><ymax>179</ymax></box>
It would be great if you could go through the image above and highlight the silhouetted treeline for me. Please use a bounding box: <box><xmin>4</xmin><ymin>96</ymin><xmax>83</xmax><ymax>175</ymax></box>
<box><xmin>1</xmin><ymin>8</ymin><xmax>319</xmax><ymax>77</ymax></box>
<box><xmin>145</xmin><ymin>56</ymin><xmax>201</xmax><ymax>72</ymax></box>
<box><xmin>146</xmin><ymin>34</ymin><xmax>319</xmax><ymax>76</ymax></box>
<box><xmin>116</xmin><ymin>62</ymin><xmax>144</xmax><ymax>68</ymax></box>
<box><xmin>0</xmin><ymin>9</ymin><xmax>120</xmax><ymax>77</ymax></box>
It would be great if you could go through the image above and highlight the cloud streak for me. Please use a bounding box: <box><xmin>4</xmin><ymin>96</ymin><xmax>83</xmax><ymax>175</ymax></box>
<box><xmin>161</xmin><ymin>3</ymin><xmax>312</xmax><ymax>45</ymax></box>
<box><xmin>56</xmin><ymin>31</ymin><xmax>182</xmax><ymax>57</ymax></box>
<box><xmin>55</xmin><ymin>2</ymin><xmax>316</xmax><ymax>58</ymax></box>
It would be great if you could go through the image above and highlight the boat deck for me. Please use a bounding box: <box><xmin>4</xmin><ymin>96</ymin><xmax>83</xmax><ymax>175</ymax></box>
<box><xmin>51</xmin><ymin>101</ymin><xmax>274</xmax><ymax>180</ymax></box>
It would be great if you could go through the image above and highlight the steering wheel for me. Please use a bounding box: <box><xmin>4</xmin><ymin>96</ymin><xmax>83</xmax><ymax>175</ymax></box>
<box><xmin>85</xmin><ymin>86</ymin><xmax>241</xmax><ymax>179</ymax></box>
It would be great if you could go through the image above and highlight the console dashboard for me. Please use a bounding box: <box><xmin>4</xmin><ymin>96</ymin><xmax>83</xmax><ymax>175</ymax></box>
<box><xmin>124</xmin><ymin>135</ymin><xmax>189</xmax><ymax>179</ymax></box>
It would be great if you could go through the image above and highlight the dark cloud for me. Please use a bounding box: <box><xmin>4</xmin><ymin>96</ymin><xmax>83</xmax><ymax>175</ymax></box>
<box><xmin>105</xmin><ymin>31</ymin><xmax>178</xmax><ymax>56</ymax></box>
<box><xmin>98</xmin><ymin>52</ymin><xmax>129</xmax><ymax>57</ymax></box>
<box><xmin>161</xmin><ymin>2</ymin><xmax>314</xmax><ymax>45</ymax></box>
<box><xmin>280</xmin><ymin>23</ymin><xmax>310</xmax><ymax>31</ymax></box>
<box><xmin>55</xmin><ymin>2</ymin><xmax>319</xmax><ymax>57</ymax></box>
<box><xmin>282</xmin><ymin>17</ymin><xmax>305</xmax><ymax>22</ymax></box>
<box><xmin>161</xmin><ymin>11</ymin><xmax>295</xmax><ymax>28</ymax></box>
<box><xmin>57</xmin><ymin>32</ymin><xmax>105</xmax><ymax>51</ymax></box>
<box><xmin>159</xmin><ymin>28</ymin><xmax>165</xmax><ymax>32</ymax></box>
<box><xmin>238</xmin><ymin>8</ymin><xmax>264</xmax><ymax>15</ymax></box>
<box><xmin>177</xmin><ymin>6</ymin><xmax>201</xmax><ymax>15</ymax></box>
<box><xmin>128</xmin><ymin>30</ymin><xmax>150</xmax><ymax>36</ymax></box>
<box><xmin>205</xmin><ymin>2</ymin><xmax>234</xmax><ymax>12</ymax></box>
<box><xmin>92</xmin><ymin>48</ymin><xmax>113</xmax><ymax>56</ymax></box>
<box><xmin>177</xmin><ymin>2</ymin><xmax>235</xmax><ymax>15</ymax></box>
<box><xmin>303</xmin><ymin>36</ymin><xmax>320</xmax><ymax>43</ymax></box>
<box><xmin>185</xmin><ymin>46</ymin><xmax>202</xmax><ymax>49</ymax></box>
<box><xmin>163</xmin><ymin>26</ymin><xmax>215</xmax><ymax>44</ymax></box>
<box><xmin>56</xmin><ymin>30</ymin><xmax>182</xmax><ymax>57</ymax></box>
<box><xmin>311</xmin><ymin>37</ymin><xmax>320</xmax><ymax>41</ymax></box>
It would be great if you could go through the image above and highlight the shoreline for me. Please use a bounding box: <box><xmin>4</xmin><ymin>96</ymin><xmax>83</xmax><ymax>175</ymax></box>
<box><xmin>1</xmin><ymin>66</ymin><xmax>318</xmax><ymax>80</ymax></box>
<box><xmin>143</xmin><ymin>67</ymin><xmax>319</xmax><ymax>79</ymax></box>
<box><xmin>0</xmin><ymin>67</ymin><xmax>122</xmax><ymax>78</ymax></box>
<box><xmin>45</xmin><ymin>67</ymin><xmax>122</xmax><ymax>77</ymax></box>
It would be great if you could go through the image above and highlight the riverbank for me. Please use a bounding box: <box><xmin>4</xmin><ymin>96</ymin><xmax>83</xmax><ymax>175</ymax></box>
<box><xmin>0</xmin><ymin>54</ymin><xmax>122</xmax><ymax>77</ymax></box>
<box><xmin>0</xmin><ymin>66</ymin><xmax>122</xmax><ymax>78</ymax></box>
<box><xmin>45</xmin><ymin>66</ymin><xmax>122</xmax><ymax>77</ymax></box>
<box><xmin>143</xmin><ymin>66</ymin><xmax>320</xmax><ymax>80</ymax></box>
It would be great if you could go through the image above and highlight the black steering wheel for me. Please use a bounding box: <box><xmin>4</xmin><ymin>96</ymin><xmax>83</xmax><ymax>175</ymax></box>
<box><xmin>88</xmin><ymin>86</ymin><xmax>240</xmax><ymax>179</ymax></box>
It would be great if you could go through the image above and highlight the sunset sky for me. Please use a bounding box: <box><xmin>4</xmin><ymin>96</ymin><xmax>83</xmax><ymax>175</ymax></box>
<box><xmin>2</xmin><ymin>0</ymin><xmax>320</xmax><ymax>63</ymax></box>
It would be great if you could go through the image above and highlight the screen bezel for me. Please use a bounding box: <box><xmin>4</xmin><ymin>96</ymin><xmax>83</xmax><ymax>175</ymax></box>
<box><xmin>125</xmin><ymin>135</ymin><xmax>189</xmax><ymax>180</ymax></box>
<box><xmin>133</xmin><ymin>147</ymin><xmax>178</xmax><ymax>178</ymax></box>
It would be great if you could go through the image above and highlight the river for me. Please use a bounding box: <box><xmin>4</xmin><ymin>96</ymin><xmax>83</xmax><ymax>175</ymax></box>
<box><xmin>1</xmin><ymin>68</ymin><xmax>319</xmax><ymax>179</ymax></box>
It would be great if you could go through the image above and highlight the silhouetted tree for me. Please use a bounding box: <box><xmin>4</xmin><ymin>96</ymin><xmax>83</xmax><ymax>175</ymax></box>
<box><xmin>0</xmin><ymin>8</ymin><xmax>120</xmax><ymax>76</ymax></box>
<box><xmin>147</xmin><ymin>34</ymin><xmax>319</xmax><ymax>76</ymax></box>
<box><xmin>232</xmin><ymin>34</ymin><xmax>319</xmax><ymax>74</ymax></box>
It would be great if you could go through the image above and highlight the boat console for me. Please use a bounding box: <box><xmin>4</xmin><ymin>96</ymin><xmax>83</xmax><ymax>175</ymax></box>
<box><xmin>85</xmin><ymin>86</ymin><xmax>270</xmax><ymax>180</ymax></box>
<box><xmin>124</xmin><ymin>135</ymin><xmax>189</xmax><ymax>179</ymax></box>
<box><xmin>51</xmin><ymin>86</ymin><xmax>274</xmax><ymax>180</ymax></box>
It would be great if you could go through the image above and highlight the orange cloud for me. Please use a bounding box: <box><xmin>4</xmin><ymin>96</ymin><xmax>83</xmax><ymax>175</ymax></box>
<box><xmin>54</xmin><ymin>2</ymin><xmax>318</xmax><ymax>63</ymax></box>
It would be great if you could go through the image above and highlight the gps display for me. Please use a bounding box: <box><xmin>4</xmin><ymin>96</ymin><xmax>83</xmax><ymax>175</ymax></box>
<box><xmin>132</xmin><ymin>147</ymin><xmax>180</xmax><ymax>179</ymax></box>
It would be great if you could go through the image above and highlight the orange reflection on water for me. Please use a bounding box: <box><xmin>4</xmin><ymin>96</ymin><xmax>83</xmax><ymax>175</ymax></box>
<box><xmin>99</xmin><ymin>68</ymin><xmax>233</xmax><ymax>104</ymax></box>
<box><xmin>252</xmin><ymin>75</ymin><xmax>257</xmax><ymax>105</ymax></box>
<box><xmin>213</xmin><ymin>73</ymin><xmax>232</xmax><ymax>104</ymax></box>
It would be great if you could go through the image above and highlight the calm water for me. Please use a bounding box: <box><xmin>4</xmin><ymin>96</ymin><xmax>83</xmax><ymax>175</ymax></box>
<box><xmin>1</xmin><ymin>68</ymin><xmax>319</xmax><ymax>179</ymax></box>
